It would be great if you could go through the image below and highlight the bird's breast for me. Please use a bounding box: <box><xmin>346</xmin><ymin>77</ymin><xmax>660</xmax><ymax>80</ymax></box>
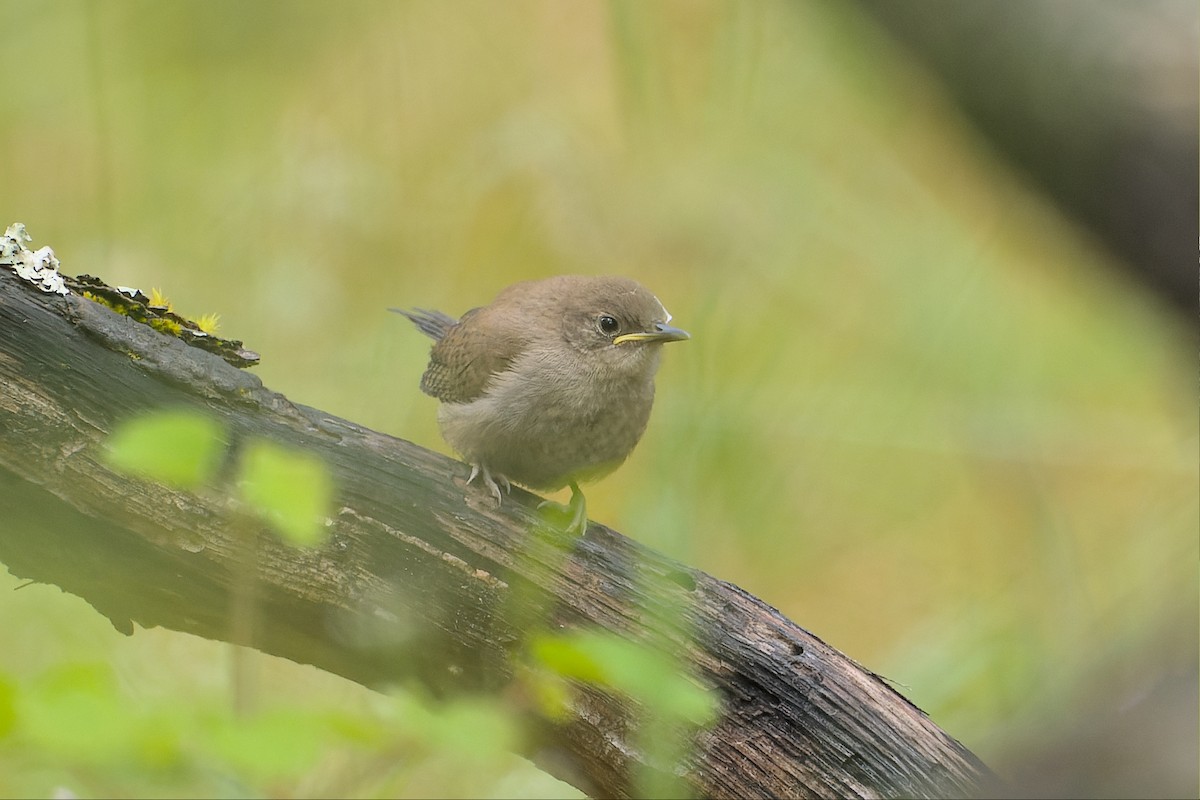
<box><xmin>436</xmin><ymin>346</ymin><xmax>657</xmax><ymax>490</ymax></box>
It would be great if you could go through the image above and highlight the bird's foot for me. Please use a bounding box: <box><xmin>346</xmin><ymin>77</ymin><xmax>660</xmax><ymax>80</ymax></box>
<box><xmin>537</xmin><ymin>481</ymin><xmax>588</xmax><ymax>535</ymax></box>
<box><xmin>467</xmin><ymin>463</ymin><xmax>510</xmax><ymax>506</ymax></box>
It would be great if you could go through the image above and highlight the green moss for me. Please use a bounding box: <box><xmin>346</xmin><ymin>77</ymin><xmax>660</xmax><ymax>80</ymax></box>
<box><xmin>149</xmin><ymin>317</ymin><xmax>183</xmax><ymax>336</ymax></box>
<box><xmin>82</xmin><ymin>291</ymin><xmax>121</xmax><ymax>313</ymax></box>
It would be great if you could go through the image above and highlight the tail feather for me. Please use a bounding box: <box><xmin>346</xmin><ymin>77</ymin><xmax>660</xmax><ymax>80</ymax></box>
<box><xmin>390</xmin><ymin>307</ymin><xmax>458</xmax><ymax>341</ymax></box>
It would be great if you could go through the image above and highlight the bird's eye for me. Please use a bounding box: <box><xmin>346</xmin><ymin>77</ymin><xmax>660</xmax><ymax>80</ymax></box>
<box><xmin>597</xmin><ymin>315</ymin><xmax>620</xmax><ymax>336</ymax></box>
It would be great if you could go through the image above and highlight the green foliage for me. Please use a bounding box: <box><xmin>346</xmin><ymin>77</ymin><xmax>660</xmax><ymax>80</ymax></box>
<box><xmin>105</xmin><ymin>408</ymin><xmax>333</xmax><ymax>548</ymax></box>
<box><xmin>531</xmin><ymin>631</ymin><xmax>715</xmax><ymax>727</ymax></box>
<box><xmin>0</xmin><ymin>674</ymin><xmax>16</xmax><ymax>740</ymax></box>
<box><xmin>104</xmin><ymin>408</ymin><xmax>225</xmax><ymax>490</ymax></box>
<box><xmin>17</xmin><ymin>663</ymin><xmax>155</xmax><ymax>766</ymax></box>
<box><xmin>238</xmin><ymin>439</ymin><xmax>333</xmax><ymax>547</ymax></box>
<box><xmin>200</xmin><ymin>706</ymin><xmax>339</xmax><ymax>782</ymax></box>
<box><xmin>530</xmin><ymin>631</ymin><xmax>716</xmax><ymax>798</ymax></box>
<box><xmin>0</xmin><ymin>649</ymin><xmax>561</xmax><ymax>799</ymax></box>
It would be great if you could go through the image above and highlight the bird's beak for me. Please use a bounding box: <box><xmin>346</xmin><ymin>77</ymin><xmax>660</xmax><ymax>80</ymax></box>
<box><xmin>613</xmin><ymin>322</ymin><xmax>691</xmax><ymax>346</ymax></box>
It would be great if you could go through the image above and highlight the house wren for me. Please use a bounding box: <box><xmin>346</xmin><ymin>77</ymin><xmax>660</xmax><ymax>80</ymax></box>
<box><xmin>393</xmin><ymin>275</ymin><xmax>688</xmax><ymax>533</ymax></box>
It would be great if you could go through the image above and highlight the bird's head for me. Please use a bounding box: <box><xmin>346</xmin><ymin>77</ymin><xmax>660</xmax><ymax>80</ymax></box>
<box><xmin>548</xmin><ymin>276</ymin><xmax>689</xmax><ymax>376</ymax></box>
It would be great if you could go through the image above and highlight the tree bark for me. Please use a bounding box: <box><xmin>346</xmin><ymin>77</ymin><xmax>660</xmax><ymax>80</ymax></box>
<box><xmin>0</xmin><ymin>269</ymin><xmax>994</xmax><ymax>799</ymax></box>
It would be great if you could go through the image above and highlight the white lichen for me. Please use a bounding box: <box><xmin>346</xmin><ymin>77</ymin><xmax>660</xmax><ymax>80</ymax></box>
<box><xmin>1</xmin><ymin>222</ymin><xmax>69</xmax><ymax>295</ymax></box>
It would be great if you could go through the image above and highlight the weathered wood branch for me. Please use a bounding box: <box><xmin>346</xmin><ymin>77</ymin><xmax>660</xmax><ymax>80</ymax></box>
<box><xmin>0</xmin><ymin>269</ymin><xmax>994</xmax><ymax>799</ymax></box>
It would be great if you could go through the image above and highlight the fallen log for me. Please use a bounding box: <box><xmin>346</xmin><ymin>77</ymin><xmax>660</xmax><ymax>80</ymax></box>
<box><xmin>0</xmin><ymin>251</ymin><xmax>993</xmax><ymax>798</ymax></box>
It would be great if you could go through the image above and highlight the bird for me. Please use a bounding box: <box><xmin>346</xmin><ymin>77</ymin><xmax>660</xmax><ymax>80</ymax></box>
<box><xmin>392</xmin><ymin>275</ymin><xmax>689</xmax><ymax>534</ymax></box>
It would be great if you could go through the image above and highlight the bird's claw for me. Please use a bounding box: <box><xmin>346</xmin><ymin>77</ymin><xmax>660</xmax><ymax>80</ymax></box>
<box><xmin>467</xmin><ymin>463</ymin><xmax>510</xmax><ymax>507</ymax></box>
<box><xmin>537</xmin><ymin>481</ymin><xmax>588</xmax><ymax>535</ymax></box>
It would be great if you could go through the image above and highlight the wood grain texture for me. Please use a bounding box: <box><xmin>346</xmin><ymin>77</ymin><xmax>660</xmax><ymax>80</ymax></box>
<box><xmin>0</xmin><ymin>271</ymin><xmax>994</xmax><ymax>799</ymax></box>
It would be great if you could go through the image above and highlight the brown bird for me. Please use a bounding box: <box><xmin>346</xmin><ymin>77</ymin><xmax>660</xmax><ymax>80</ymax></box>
<box><xmin>393</xmin><ymin>275</ymin><xmax>689</xmax><ymax>533</ymax></box>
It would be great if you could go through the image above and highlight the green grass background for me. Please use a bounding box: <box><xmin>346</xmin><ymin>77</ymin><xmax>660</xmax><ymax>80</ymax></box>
<box><xmin>1</xmin><ymin>1</ymin><xmax>1194</xmax><ymax>796</ymax></box>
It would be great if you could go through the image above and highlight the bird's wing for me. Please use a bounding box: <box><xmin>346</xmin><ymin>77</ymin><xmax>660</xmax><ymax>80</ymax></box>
<box><xmin>419</xmin><ymin>306</ymin><xmax>526</xmax><ymax>403</ymax></box>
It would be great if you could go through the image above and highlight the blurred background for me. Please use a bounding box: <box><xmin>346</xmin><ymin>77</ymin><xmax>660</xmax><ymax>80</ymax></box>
<box><xmin>1</xmin><ymin>1</ymin><xmax>1195</xmax><ymax>797</ymax></box>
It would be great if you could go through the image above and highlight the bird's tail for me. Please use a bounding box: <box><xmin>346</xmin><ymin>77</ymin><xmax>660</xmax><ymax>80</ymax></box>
<box><xmin>389</xmin><ymin>307</ymin><xmax>458</xmax><ymax>341</ymax></box>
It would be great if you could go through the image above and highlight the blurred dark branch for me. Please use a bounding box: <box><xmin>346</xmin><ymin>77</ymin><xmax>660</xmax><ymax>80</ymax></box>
<box><xmin>855</xmin><ymin>0</ymin><xmax>1197</xmax><ymax>321</ymax></box>
<box><xmin>0</xmin><ymin>271</ymin><xmax>993</xmax><ymax>800</ymax></box>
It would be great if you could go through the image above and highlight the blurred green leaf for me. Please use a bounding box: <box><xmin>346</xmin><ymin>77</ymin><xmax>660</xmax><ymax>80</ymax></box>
<box><xmin>201</xmin><ymin>708</ymin><xmax>331</xmax><ymax>782</ymax></box>
<box><xmin>0</xmin><ymin>673</ymin><xmax>16</xmax><ymax>739</ymax></box>
<box><xmin>531</xmin><ymin>631</ymin><xmax>714</xmax><ymax>799</ymax></box>
<box><xmin>18</xmin><ymin>663</ymin><xmax>140</xmax><ymax>764</ymax></box>
<box><xmin>237</xmin><ymin>439</ymin><xmax>333</xmax><ymax>546</ymax></box>
<box><xmin>104</xmin><ymin>408</ymin><xmax>225</xmax><ymax>489</ymax></box>
<box><xmin>530</xmin><ymin>632</ymin><xmax>716</xmax><ymax>726</ymax></box>
<box><xmin>529</xmin><ymin>634</ymin><xmax>608</xmax><ymax>685</ymax></box>
<box><xmin>420</xmin><ymin>697</ymin><xmax>517</xmax><ymax>762</ymax></box>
